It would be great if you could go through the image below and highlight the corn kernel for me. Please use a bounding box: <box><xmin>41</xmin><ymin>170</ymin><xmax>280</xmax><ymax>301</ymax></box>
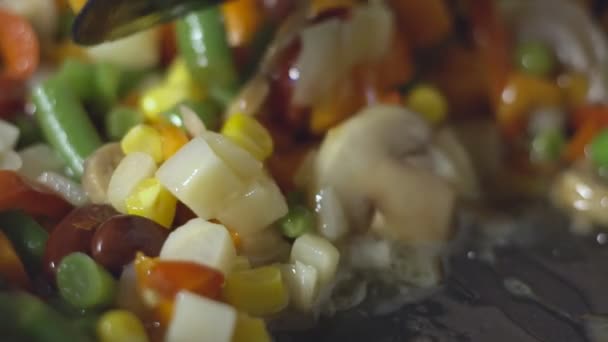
<box><xmin>167</xmin><ymin>58</ymin><xmax>193</xmax><ymax>86</ymax></box>
<box><xmin>68</xmin><ymin>0</ymin><xmax>87</xmax><ymax>13</ymax></box>
<box><xmin>139</xmin><ymin>84</ymin><xmax>201</xmax><ymax>122</ymax></box>
<box><xmin>97</xmin><ymin>310</ymin><xmax>149</xmax><ymax>342</ymax></box>
<box><xmin>125</xmin><ymin>178</ymin><xmax>177</xmax><ymax>228</ymax></box>
<box><xmin>223</xmin><ymin>266</ymin><xmax>289</xmax><ymax>316</ymax></box>
<box><xmin>232</xmin><ymin>313</ymin><xmax>271</xmax><ymax>342</ymax></box>
<box><xmin>121</xmin><ymin>125</ymin><xmax>164</xmax><ymax>163</ymax></box>
<box><xmin>154</xmin><ymin>123</ymin><xmax>189</xmax><ymax>161</ymax></box>
<box><xmin>221</xmin><ymin>114</ymin><xmax>273</xmax><ymax>161</ymax></box>
<box><xmin>406</xmin><ymin>85</ymin><xmax>448</xmax><ymax>124</ymax></box>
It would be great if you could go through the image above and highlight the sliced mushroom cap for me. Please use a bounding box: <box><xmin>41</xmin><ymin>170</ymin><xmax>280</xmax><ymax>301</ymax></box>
<box><xmin>313</xmin><ymin>105</ymin><xmax>476</xmax><ymax>243</ymax></box>
<box><xmin>82</xmin><ymin>143</ymin><xmax>125</xmax><ymax>204</ymax></box>
<box><xmin>551</xmin><ymin>159</ymin><xmax>608</xmax><ymax>229</ymax></box>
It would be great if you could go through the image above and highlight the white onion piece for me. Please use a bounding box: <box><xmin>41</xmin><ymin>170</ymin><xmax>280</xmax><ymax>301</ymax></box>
<box><xmin>0</xmin><ymin>119</ymin><xmax>19</xmax><ymax>152</ymax></box>
<box><xmin>18</xmin><ymin>144</ymin><xmax>64</xmax><ymax>181</ymax></box>
<box><xmin>179</xmin><ymin>104</ymin><xmax>207</xmax><ymax>138</ymax></box>
<box><xmin>37</xmin><ymin>171</ymin><xmax>88</xmax><ymax>206</ymax></box>
<box><xmin>314</xmin><ymin>187</ymin><xmax>348</xmax><ymax>242</ymax></box>
<box><xmin>292</xmin><ymin>1</ymin><xmax>393</xmax><ymax>107</ymax></box>
<box><xmin>292</xmin><ymin>18</ymin><xmax>343</xmax><ymax>106</ymax></box>
<box><xmin>86</xmin><ymin>29</ymin><xmax>160</xmax><ymax>70</ymax></box>
<box><xmin>0</xmin><ymin>151</ymin><xmax>22</xmax><ymax>171</ymax></box>
<box><xmin>500</xmin><ymin>0</ymin><xmax>608</xmax><ymax>103</ymax></box>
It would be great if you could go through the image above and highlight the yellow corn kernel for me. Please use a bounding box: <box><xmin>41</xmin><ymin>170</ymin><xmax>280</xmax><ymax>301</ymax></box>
<box><xmin>222</xmin><ymin>266</ymin><xmax>289</xmax><ymax>316</ymax></box>
<box><xmin>154</xmin><ymin>123</ymin><xmax>189</xmax><ymax>161</ymax></box>
<box><xmin>68</xmin><ymin>0</ymin><xmax>87</xmax><ymax>13</ymax></box>
<box><xmin>167</xmin><ymin>58</ymin><xmax>193</xmax><ymax>86</ymax></box>
<box><xmin>139</xmin><ymin>84</ymin><xmax>201</xmax><ymax>122</ymax></box>
<box><xmin>232</xmin><ymin>313</ymin><xmax>271</xmax><ymax>342</ymax></box>
<box><xmin>121</xmin><ymin>125</ymin><xmax>164</xmax><ymax>163</ymax></box>
<box><xmin>406</xmin><ymin>84</ymin><xmax>448</xmax><ymax>124</ymax></box>
<box><xmin>221</xmin><ymin>114</ymin><xmax>273</xmax><ymax>161</ymax></box>
<box><xmin>125</xmin><ymin>178</ymin><xmax>177</xmax><ymax>228</ymax></box>
<box><xmin>97</xmin><ymin>310</ymin><xmax>149</xmax><ymax>342</ymax></box>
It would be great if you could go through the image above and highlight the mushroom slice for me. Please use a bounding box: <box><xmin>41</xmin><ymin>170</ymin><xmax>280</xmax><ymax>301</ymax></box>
<box><xmin>314</xmin><ymin>104</ymin><xmax>458</xmax><ymax>243</ymax></box>
<box><xmin>82</xmin><ymin>143</ymin><xmax>124</xmax><ymax>204</ymax></box>
<box><xmin>552</xmin><ymin>160</ymin><xmax>608</xmax><ymax>229</ymax></box>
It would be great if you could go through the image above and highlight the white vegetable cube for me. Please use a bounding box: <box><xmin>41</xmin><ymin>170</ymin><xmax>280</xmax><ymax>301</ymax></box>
<box><xmin>0</xmin><ymin>150</ymin><xmax>22</xmax><ymax>171</ymax></box>
<box><xmin>86</xmin><ymin>29</ymin><xmax>160</xmax><ymax>70</ymax></box>
<box><xmin>0</xmin><ymin>119</ymin><xmax>19</xmax><ymax>152</ymax></box>
<box><xmin>160</xmin><ymin>218</ymin><xmax>236</xmax><ymax>275</ymax></box>
<box><xmin>107</xmin><ymin>152</ymin><xmax>157</xmax><ymax>213</ymax></box>
<box><xmin>281</xmin><ymin>261</ymin><xmax>319</xmax><ymax>311</ymax></box>
<box><xmin>290</xmin><ymin>234</ymin><xmax>339</xmax><ymax>286</ymax></box>
<box><xmin>166</xmin><ymin>291</ymin><xmax>237</xmax><ymax>342</ymax></box>
<box><xmin>202</xmin><ymin>131</ymin><xmax>263</xmax><ymax>181</ymax></box>
<box><xmin>217</xmin><ymin>173</ymin><xmax>288</xmax><ymax>234</ymax></box>
<box><xmin>156</xmin><ymin>137</ymin><xmax>246</xmax><ymax>219</ymax></box>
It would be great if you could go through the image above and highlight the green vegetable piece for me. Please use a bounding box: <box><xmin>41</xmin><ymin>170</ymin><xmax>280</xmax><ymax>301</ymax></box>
<box><xmin>56</xmin><ymin>252</ymin><xmax>117</xmax><ymax>310</ymax></box>
<box><xmin>591</xmin><ymin>129</ymin><xmax>608</xmax><ymax>168</ymax></box>
<box><xmin>94</xmin><ymin>63</ymin><xmax>122</xmax><ymax>111</ymax></box>
<box><xmin>286</xmin><ymin>190</ymin><xmax>306</xmax><ymax>206</ymax></box>
<box><xmin>530</xmin><ymin>128</ymin><xmax>565</xmax><ymax>163</ymax></box>
<box><xmin>177</xmin><ymin>6</ymin><xmax>239</xmax><ymax>106</ymax></box>
<box><xmin>56</xmin><ymin>58</ymin><xmax>96</xmax><ymax>101</ymax></box>
<box><xmin>105</xmin><ymin>106</ymin><xmax>144</xmax><ymax>141</ymax></box>
<box><xmin>163</xmin><ymin>99</ymin><xmax>221</xmax><ymax>131</ymax></box>
<box><xmin>278</xmin><ymin>205</ymin><xmax>315</xmax><ymax>239</ymax></box>
<box><xmin>14</xmin><ymin>115</ymin><xmax>43</xmax><ymax>148</ymax></box>
<box><xmin>32</xmin><ymin>77</ymin><xmax>103</xmax><ymax>178</ymax></box>
<box><xmin>0</xmin><ymin>210</ymin><xmax>48</xmax><ymax>273</ymax></box>
<box><xmin>0</xmin><ymin>292</ymin><xmax>94</xmax><ymax>342</ymax></box>
<box><xmin>516</xmin><ymin>41</ymin><xmax>556</xmax><ymax>77</ymax></box>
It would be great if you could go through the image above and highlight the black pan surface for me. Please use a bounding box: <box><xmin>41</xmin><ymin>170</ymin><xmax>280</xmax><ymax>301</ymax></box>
<box><xmin>274</xmin><ymin>204</ymin><xmax>608</xmax><ymax>342</ymax></box>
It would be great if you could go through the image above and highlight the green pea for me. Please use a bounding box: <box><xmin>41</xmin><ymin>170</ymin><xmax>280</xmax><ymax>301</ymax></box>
<box><xmin>0</xmin><ymin>210</ymin><xmax>48</xmax><ymax>274</ymax></box>
<box><xmin>530</xmin><ymin>129</ymin><xmax>565</xmax><ymax>163</ymax></box>
<box><xmin>105</xmin><ymin>106</ymin><xmax>144</xmax><ymax>141</ymax></box>
<box><xmin>591</xmin><ymin>129</ymin><xmax>608</xmax><ymax>168</ymax></box>
<box><xmin>516</xmin><ymin>41</ymin><xmax>556</xmax><ymax>77</ymax></box>
<box><xmin>278</xmin><ymin>205</ymin><xmax>315</xmax><ymax>239</ymax></box>
<box><xmin>56</xmin><ymin>252</ymin><xmax>117</xmax><ymax>310</ymax></box>
<box><xmin>0</xmin><ymin>292</ymin><xmax>93</xmax><ymax>342</ymax></box>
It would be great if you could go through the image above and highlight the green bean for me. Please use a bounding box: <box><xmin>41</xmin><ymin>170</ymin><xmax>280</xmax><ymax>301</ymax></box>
<box><xmin>56</xmin><ymin>252</ymin><xmax>117</xmax><ymax>310</ymax></box>
<box><xmin>14</xmin><ymin>115</ymin><xmax>43</xmax><ymax>148</ymax></box>
<box><xmin>177</xmin><ymin>6</ymin><xmax>239</xmax><ymax>106</ymax></box>
<box><xmin>56</xmin><ymin>58</ymin><xmax>96</xmax><ymax>101</ymax></box>
<box><xmin>0</xmin><ymin>210</ymin><xmax>48</xmax><ymax>274</ymax></box>
<box><xmin>591</xmin><ymin>129</ymin><xmax>608</xmax><ymax>168</ymax></box>
<box><xmin>32</xmin><ymin>77</ymin><xmax>102</xmax><ymax>178</ymax></box>
<box><xmin>94</xmin><ymin>63</ymin><xmax>122</xmax><ymax>111</ymax></box>
<box><xmin>105</xmin><ymin>106</ymin><xmax>144</xmax><ymax>141</ymax></box>
<box><xmin>278</xmin><ymin>205</ymin><xmax>315</xmax><ymax>239</ymax></box>
<box><xmin>0</xmin><ymin>292</ymin><xmax>93</xmax><ymax>342</ymax></box>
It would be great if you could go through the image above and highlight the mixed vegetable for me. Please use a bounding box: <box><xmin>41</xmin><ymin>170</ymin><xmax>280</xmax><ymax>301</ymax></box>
<box><xmin>3</xmin><ymin>0</ymin><xmax>608</xmax><ymax>341</ymax></box>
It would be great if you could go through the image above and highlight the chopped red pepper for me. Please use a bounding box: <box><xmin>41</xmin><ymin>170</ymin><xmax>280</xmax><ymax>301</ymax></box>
<box><xmin>0</xmin><ymin>171</ymin><xmax>73</xmax><ymax>222</ymax></box>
